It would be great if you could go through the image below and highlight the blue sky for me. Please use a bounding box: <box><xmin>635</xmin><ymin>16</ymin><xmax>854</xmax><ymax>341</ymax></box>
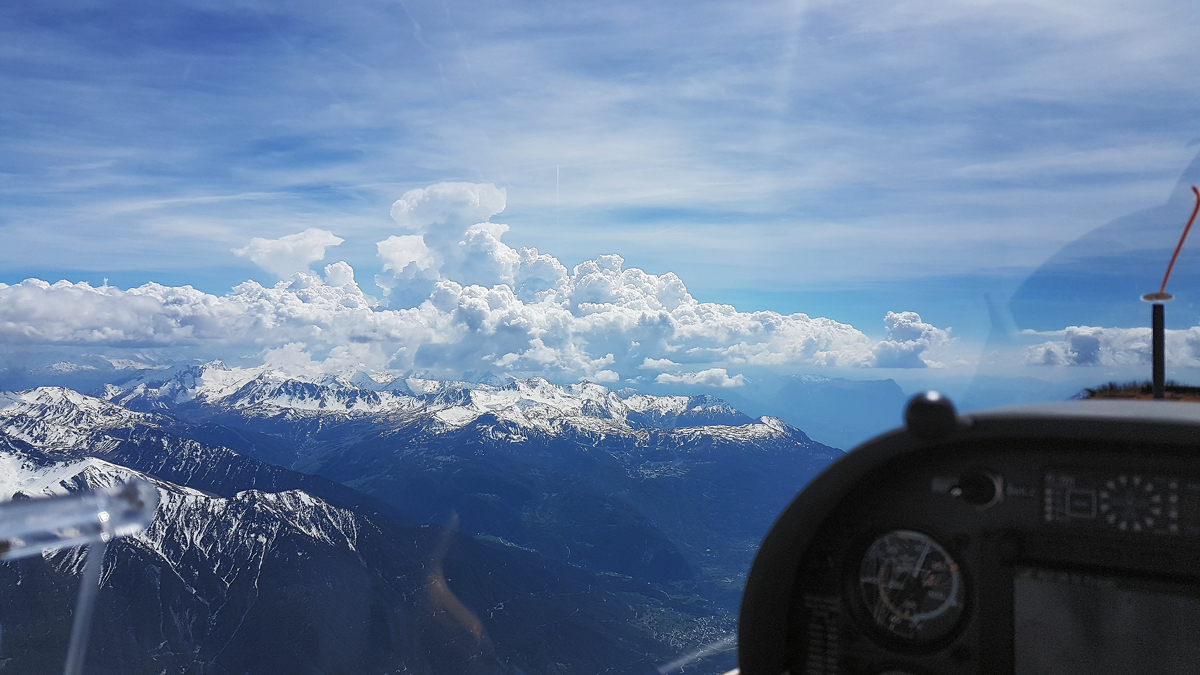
<box><xmin>4</xmin><ymin>0</ymin><xmax>1200</xmax><ymax>398</ymax></box>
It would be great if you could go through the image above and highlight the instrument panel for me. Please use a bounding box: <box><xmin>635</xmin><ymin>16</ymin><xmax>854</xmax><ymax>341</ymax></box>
<box><xmin>738</xmin><ymin>398</ymin><xmax>1200</xmax><ymax>675</ymax></box>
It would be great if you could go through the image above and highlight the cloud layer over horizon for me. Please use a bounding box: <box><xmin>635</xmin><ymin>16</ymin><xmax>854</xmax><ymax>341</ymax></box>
<box><xmin>1023</xmin><ymin>326</ymin><xmax>1200</xmax><ymax>368</ymax></box>
<box><xmin>0</xmin><ymin>183</ymin><xmax>954</xmax><ymax>384</ymax></box>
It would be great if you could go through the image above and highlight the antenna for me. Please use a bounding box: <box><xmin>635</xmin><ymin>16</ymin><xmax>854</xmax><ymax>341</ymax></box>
<box><xmin>1141</xmin><ymin>185</ymin><xmax>1200</xmax><ymax>399</ymax></box>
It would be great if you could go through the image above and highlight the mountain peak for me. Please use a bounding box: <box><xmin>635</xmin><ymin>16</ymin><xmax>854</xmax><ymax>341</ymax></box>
<box><xmin>0</xmin><ymin>387</ymin><xmax>150</xmax><ymax>450</ymax></box>
<box><xmin>98</xmin><ymin>366</ymin><xmax>783</xmax><ymax>437</ymax></box>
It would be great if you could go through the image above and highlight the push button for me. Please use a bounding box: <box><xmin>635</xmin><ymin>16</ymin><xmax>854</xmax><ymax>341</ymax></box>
<box><xmin>1066</xmin><ymin>489</ymin><xmax>1097</xmax><ymax>518</ymax></box>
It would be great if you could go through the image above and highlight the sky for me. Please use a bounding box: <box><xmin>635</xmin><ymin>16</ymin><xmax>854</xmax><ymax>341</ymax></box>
<box><xmin>4</xmin><ymin>0</ymin><xmax>1200</xmax><ymax>406</ymax></box>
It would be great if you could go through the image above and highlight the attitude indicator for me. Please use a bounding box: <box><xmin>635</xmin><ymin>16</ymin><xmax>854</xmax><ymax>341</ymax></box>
<box><xmin>857</xmin><ymin>530</ymin><xmax>965</xmax><ymax>644</ymax></box>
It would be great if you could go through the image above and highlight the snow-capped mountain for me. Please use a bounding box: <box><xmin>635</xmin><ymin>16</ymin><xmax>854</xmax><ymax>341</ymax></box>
<box><xmin>90</xmin><ymin>363</ymin><xmax>838</xmax><ymax>607</ymax></box>
<box><xmin>0</xmin><ymin>386</ymin><xmax>152</xmax><ymax>450</ymax></box>
<box><xmin>0</xmin><ymin>364</ymin><xmax>839</xmax><ymax>673</ymax></box>
<box><xmin>102</xmin><ymin>361</ymin><xmax>765</xmax><ymax>435</ymax></box>
<box><xmin>0</xmin><ymin>394</ymin><xmax>726</xmax><ymax>675</ymax></box>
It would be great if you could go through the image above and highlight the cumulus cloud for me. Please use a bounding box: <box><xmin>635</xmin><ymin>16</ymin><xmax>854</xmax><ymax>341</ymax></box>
<box><xmin>0</xmin><ymin>182</ymin><xmax>955</xmax><ymax>384</ymax></box>
<box><xmin>1019</xmin><ymin>325</ymin><xmax>1200</xmax><ymax>367</ymax></box>
<box><xmin>389</xmin><ymin>182</ymin><xmax>507</xmax><ymax>235</ymax></box>
<box><xmin>0</xmin><ymin>265</ymin><xmax>946</xmax><ymax>381</ymax></box>
<box><xmin>872</xmin><ymin>311</ymin><xmax>952</xmax><ymax>368</ymax></box>
<box><xmin>640</xmin><ymin>357</ymin><xmax>679</xmax><ymax>370</ymax></box>
<box><xmin>377</xmin><ymin>235</ymin><xmax>436</xmax><ymax>274</ymax></box>
<box><xmin>233</xmin><ymin>228</ymin><xmax>344</xmax><ymax>278</ymax></box>
<box><xmin>323</xmin><ymin>261</ymin><xmax>357</xmax><ymax>288</ymax></box>
<box><xmin>656</xmin><ymin>368</ymin><xmax>746</xmax><ymax>388</ymax></box>
<box><xmin>375</xmin><ymin>183</ymin><xmax>567</xmax><ymax>307</ymax></box>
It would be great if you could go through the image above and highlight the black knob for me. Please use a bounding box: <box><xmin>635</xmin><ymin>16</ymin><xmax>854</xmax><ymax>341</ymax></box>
<box><xmin>954</xmin><ymin>474</ymin><xmax>998</xmax><ymax>506</ymax></box>
<box><xmin>905</xmin><ymin>391</ymin><xmax>958</xmax><ymax>441</ymax></box>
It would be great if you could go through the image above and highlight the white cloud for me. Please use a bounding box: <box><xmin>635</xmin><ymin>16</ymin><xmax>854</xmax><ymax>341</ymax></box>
<box><xmin>656</xmin><ymin>368</ymin><xmax>746</xmax><ymax>388</ymax></box>
<box><xmin>1021</xmin><ymin>325</ymin><xmax>1187</xmax><ymax>366</ymax></box>
<box><xmin>261</xmin><ymin>342</ymin><xmax>323</xmax><ymax>376</ymax></box>
<box><xmin>872</xmin><ymin>311</ymin><xmax>952</xmax><ymax>368</ymax></box>
<box><xmin>377</xmin><ymin>235</ymin><xmax>436</xmax><ymax>273</ymax></box>
<box><xmin>389</xmin><ymin>182</ymin><xmax>507</xmax><ymax>235</ymax></box>
<box><xmin>323</xmin><ymin>261</ymin><xmax>356</xmax><ymax>288</ymax></box>
<box><xmin>233</xmin><ymin>228</ymin><xmax>344</xmax><ymax>278</ymax></box>
<box><xmin>0</xmin><ymin>266</ymin><xmax>946</xmax><ymax>380</ymax></box>
<box><xmin>0</xmin><ymin>184</ymin><xmax>956</xmax><ymax>380</ymax></box>
<box><xmin>375</xmin><ymin>183</ymin><xmax>568</xmax><ymax>307</ymax></box>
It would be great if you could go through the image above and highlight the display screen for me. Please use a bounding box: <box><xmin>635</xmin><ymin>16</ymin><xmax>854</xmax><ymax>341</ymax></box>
<box><xmin>1014</xmin><ymin>567</ymin><xmax>1200</xmax><ymax>674</ymax></box>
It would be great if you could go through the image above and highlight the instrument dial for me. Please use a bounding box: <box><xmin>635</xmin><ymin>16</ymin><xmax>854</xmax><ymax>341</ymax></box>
<box><xmin>857</xmin><ymin>530</ymin><xmax>965</xmax><ymax>644</ymax></box>
<box><xmin>1098</xmin><ymin>474</ymin><xmax>1166</xmax><ymax>532</ymax></box>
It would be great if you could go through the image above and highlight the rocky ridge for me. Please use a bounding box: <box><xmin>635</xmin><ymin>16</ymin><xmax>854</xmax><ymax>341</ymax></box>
<box><xmin>0</xmin><ymin>394</ymin><xmax>718</xmax><ymax>674</ymax></box>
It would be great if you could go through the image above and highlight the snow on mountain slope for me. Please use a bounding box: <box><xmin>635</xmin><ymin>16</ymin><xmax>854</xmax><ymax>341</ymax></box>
<box><xmin>0</xmin><ymin>367</ymin><xmax>833</xmax><ymax>609</ymax></box>
<box><xmin>0</xmin><ymin>367</ymin><xmax>831</xmax><ymax>670</ymax></box>
<box><xmin>107</xmin><ymin>361</ymin><xmax>421</xmax><ymax>414</ymax></box>
<box><xmin>667</xmin><ymin>414</ymin><xmax>796</xmax><ymax>442</ymax></box>
<box><xmin>0</xmin><ymin>454</ymin><xmax>355</xmax><ymax>577</ymax></box>
<box><xmin>0</xmin><ymin>447</ymin><xmax>359</xmax><ymax>560</ymax></box>
<box><xmin>0</xmin><ymin>448</ymin><xmax>379</xmax><ymax>672</ymax></box>
<box><xmin>0</xmin><ymin>422</ymin><xmax>709</xmax><ymax>675</ymax></box>
<box><xmin>100</xmin><ymin>361</ymin><xmax>779</xmax><ymax>438</ymax></box>
<box><xmin>0</xmin><ymin>453</ymin><xmax>157</xmax><ymax>501</ymax></box>
<box><xmin>0</xmin><ymin>387</ymin><xmax>153</xmax><ymax>449</ymax></box>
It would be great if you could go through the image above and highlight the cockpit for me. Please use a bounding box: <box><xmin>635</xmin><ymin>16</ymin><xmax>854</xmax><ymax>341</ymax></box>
<box><xmin>737</xmin><ymin>393</ymin><xmax>1200</xmax><ymax>674</ymax></box>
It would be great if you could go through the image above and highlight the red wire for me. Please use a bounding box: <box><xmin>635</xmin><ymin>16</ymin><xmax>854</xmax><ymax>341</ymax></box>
<box><xmin>1159</xmin><ymin>185</ymin><xmax>1200</xmax><ymax>295</ymax></box>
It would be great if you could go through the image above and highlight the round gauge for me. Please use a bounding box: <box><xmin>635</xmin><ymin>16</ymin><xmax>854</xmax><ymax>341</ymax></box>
<box><xmin>857</xmin><ymin>530</ymin><xmax>965</xmax><ymax>644</ymax></box>
<box><xmin>1098</xmin><ymin>474</ymin><xmax>1164</xmax><ymax>532</ymax></box>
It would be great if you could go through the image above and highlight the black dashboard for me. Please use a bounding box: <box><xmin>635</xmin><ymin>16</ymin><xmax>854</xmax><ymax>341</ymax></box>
<box><xmin>737</xmin><ymin>395</ymin><xmax>1200</xmax><ymax>675</ymax></box>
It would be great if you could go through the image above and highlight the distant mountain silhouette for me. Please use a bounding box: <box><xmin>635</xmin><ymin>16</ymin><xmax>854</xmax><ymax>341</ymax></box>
<box><xmin>1010</xmin><ymin>149</ymin><xmax>1200</xmax><ymax>330</ymax></box>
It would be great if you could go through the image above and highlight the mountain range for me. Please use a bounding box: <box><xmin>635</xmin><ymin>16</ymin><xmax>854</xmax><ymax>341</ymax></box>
<box><xmin>0</xmin><ymin>364</ymin><xmax>841</xmax><ymax>674</ymax></box>
<box><xmin>0</xmin><ymin>353</ymin><xmax>909</xmax><ymax>449</ymax></box>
